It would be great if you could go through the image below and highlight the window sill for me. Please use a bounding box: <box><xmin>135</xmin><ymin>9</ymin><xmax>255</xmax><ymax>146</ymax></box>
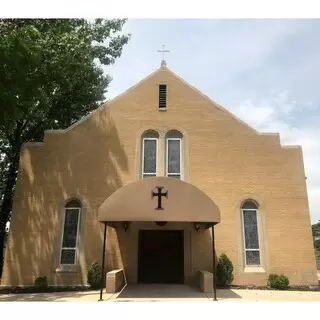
<box><xmin>55</xmin><ymin>265</ymin><xmax>79</xmax><ymax>273</ymax></box>
<box><xmin>243</xmin><ymin>266</ymin><xmax>266</xmax><ymax>273</ymax></box>
<box><xmin>159</xmin><ymin>108</ymin><xmax>167</xmax><ymax>112</ymax></box>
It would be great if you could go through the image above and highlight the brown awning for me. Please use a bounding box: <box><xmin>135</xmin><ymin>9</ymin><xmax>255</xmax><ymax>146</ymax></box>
<box><xmin>98</xmin><ymin>177</ymin><xmax>220</xmax><ymax>223</ymax></box>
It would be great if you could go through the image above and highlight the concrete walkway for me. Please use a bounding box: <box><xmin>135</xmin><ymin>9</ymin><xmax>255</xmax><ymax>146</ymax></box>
<box><xmin>110</xmin><ymin>284</ymin><xmax>209</xmax><ymax>302</ymax></box>
<box><xmin>0</xmin><ymin>284</ymin><xmax>319</xmax><ymax>302</ymax></box>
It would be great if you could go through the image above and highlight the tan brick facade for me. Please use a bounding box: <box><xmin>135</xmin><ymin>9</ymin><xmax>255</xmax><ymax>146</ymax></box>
<box><xmin>1</xmin><ymin>65</ymin><xmax>318</xmax><ymax>287</ymax></box>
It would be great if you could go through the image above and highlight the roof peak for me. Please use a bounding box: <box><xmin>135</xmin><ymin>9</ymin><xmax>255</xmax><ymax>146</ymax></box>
<box><xmin>157</xmin><ymin>45</ymin><xmax>170</xmax><ymax>68</ymax></box>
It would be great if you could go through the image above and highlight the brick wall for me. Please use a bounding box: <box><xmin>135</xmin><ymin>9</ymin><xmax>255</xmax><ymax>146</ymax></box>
<box><xmin>1</xmin><ymin>66</ymin><xmax>317</xmax><ymax>287</ymax></box>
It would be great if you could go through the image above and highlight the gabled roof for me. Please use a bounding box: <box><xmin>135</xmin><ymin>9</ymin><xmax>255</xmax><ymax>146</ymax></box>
<box><xmin>40</xmin><ymin>64</ymin><xmax>300</xmax><ymax>150</ymax></box>
<box><xmin>44</xmin><ymin>64</ymin><xmax>260</xmax><ymax>134</ymax></box>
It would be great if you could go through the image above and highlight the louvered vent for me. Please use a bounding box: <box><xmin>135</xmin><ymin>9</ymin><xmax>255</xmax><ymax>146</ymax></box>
<box><xmin>159</xmin><ymin>84</ymin><xmax>167</xmax><ymax>109</ymax></box>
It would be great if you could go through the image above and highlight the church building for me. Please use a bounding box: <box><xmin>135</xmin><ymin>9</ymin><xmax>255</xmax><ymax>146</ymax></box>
<box><xmin>1</xmin><ymin>61</ymin><xmax>318</xmax><ymax>289</ymax></box>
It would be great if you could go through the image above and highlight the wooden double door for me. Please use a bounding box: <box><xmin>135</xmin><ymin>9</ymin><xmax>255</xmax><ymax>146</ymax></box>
<box><xmin>138</xmin><ymin>230</ymin><xmax>184</xmax><ymax>284</ymax></box>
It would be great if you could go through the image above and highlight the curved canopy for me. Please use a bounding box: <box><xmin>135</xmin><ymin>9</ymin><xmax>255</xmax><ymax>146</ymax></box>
<box><xmin>98</xmin><ymin>177</ymin><xmax>220</xmax><ymax>223</ymax></box>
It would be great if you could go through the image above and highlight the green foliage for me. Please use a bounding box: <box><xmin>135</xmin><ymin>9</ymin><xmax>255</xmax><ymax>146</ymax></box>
<box><xmin>312</xmin><ymin>222</ymin><xmax>320</xmax><ymax>259</ymax></box>
<box><xmin>268</xmin><ymin>273</ymin><xmax>289</xmax><ymax>290</ymax></box>
<box><xmin>34</xmin><ymin>276</ymin><xmax>48</xmax><ymax>289</ymax></box>
<box><xmin>216</xmin><ymin>253</ymin><xmax>234</xmax><ymax>286</ymax></box>
<box><xmin>0</xmin><ymin>18</ymin><xmax>130</xmax><ymax>141</ymax></box>
<box><xmin>87</xmin><ymin>261</ymin><xmax>102</xmax><ymax>289</ymax></box>
<box><xmin>0</xmin><ymin>18</ymin><xmax>130</xmax><ymax>278</ymax></box>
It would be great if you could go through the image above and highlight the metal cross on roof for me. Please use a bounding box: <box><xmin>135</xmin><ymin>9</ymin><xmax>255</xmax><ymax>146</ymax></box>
<box><xmin>157</xmin><ymin>45</ymin><xmax>170</xmax><ymax>67</ymax></box>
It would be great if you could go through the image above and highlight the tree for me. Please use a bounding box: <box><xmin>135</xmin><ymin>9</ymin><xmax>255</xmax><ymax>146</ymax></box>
<box><xmin>0</xmin><ymin>18</ymin><xmax>130</xmax><ymax>278</ymax></box>
<box><xmin>312</xmin><ymin>221</ymin><xmax>320</xmax><ymax>259</ymax></box>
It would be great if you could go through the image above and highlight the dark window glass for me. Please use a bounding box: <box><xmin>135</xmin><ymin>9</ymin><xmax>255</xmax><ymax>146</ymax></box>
<box><xmin>143</xmin><ymin>139</ymin><xmax>157</xmax><ymax>174</ymax></box>
<box><xmin>167</xmin><ymin>139</ymin><xmax>180</xmax><ymax>174</ymax></box>
<box><xmin>60</xmin><ymin>201</ymin><xmax>81</xmax><ymax>265</ymax></box>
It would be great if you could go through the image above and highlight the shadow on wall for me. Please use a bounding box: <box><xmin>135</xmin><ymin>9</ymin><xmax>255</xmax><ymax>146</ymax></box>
<box><xmin>3</xmin><ymin>112</ymin><xmax>129</xmax><ymax>286</ymax></box>
<box><xmin>191</xmin><ymin>226</ymin><xmax>218</xmax><ymax>285</ymax></box>
<box><xmin>107</xmin><ymin>224</ymin><xmax>130</xmax><ymax>282</ymax></box>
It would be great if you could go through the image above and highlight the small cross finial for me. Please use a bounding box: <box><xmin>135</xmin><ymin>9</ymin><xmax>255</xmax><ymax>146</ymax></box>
<box><xmin>157</xmin><ymin>45</ymin><xmax>170</xmax><ymax>67</ymax></box>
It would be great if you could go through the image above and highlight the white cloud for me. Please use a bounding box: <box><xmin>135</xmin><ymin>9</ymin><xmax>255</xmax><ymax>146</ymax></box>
<box><xmin>231</xmin><ymin>92</ymin><xmax>320</xmax><ymax>223</ymax></box>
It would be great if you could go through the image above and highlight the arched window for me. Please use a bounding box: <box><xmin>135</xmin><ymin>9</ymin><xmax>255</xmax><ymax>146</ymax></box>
<box><xmin>165</xmin><ymin>130</ymin><xmax>183</xmax><ymax>179</ymax></box>
<box><xmin>241</xmin><ymin>200</ymin><xmax>260</xmax><ymax>266</ymax></box>
<box><xmin>142</xmin><ymin>130</ymin><xmax>159</xmax><ymax>178</ymax></box>
<box><xmin>60</xmin><ymin>200</ymin><xmax>81</xmax><ymax>265</ymax></box>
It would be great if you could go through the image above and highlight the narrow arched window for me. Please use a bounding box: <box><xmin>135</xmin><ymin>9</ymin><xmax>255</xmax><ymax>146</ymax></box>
<box><xmin>142</xmin><ymin>130</ymin><xmax>159</xmax><ymax>178</ymax></box>
<box><xmin>166</xmin><ymin>130</ymin><xmax>183</xmax><ymax>179</ymax></box>
<box><xmin>60</xmin><ymin>200</ymin><xmax>81</xmax><ymax>265</ymax></box>
<box><xmin>241</xmin><ymin>200</ymin><xmax>260</xmax><ymax>266</ymax></box>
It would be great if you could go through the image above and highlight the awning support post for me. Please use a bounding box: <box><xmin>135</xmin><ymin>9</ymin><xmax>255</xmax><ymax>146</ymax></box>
<box><xmin>212</xmin><ymin>223</ymin><xmax>217</xmax><ymax>301</ymax></box>
<box><xmin>98</xmin><ymin>222</ymin><xmax>107</xmax><ymax>301</ymax></box>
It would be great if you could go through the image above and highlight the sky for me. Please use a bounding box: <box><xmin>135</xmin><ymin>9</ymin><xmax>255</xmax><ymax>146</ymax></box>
<box><xmin>103</xmin><ymin>19</ymin><xmax>320</xmax><ymax>224</ymax></box>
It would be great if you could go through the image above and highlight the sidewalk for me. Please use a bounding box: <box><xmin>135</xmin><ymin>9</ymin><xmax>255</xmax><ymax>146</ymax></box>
<box><xmin>0</xmin><ymin>285</ymin><xmax>319</xmax><ymax>302</ymax></box>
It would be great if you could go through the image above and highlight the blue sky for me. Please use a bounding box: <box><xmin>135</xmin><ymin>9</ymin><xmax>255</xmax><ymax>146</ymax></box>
<box><xmin>103</xmin><ymin>19</ymin><xmax>320</xmax><ymax>223</ymax></box>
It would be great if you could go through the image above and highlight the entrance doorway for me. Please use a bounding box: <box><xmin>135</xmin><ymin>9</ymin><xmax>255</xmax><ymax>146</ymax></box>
<box><xmin>138</xmin><ymin>230</ymin><xmax>184</xmax><ymax>284</ymax></box>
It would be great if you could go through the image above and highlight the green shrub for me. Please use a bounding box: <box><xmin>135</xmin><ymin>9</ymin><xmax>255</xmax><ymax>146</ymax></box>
<box><xmin>216</xmin><ymin>253</ymin><xmax>234</xmax><ymax>286</ymax></box>
<box><xmin>268</xmin><ymin>273</ymin><xmax>289</xmax><ymax>290</ymax></box>
<box><xmin>34</xmin><ymin>276</ymin><xmax>48</xmax><ymax>289</ymax></box>
<box><xmin>87</xmin><ymin>261</ymin><xmax>102</xmax><ymax>289</ymax></box>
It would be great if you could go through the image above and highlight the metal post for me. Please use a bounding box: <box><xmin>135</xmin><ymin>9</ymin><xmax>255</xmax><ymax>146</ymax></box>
<box><xmin>99</xmin><ymin>222</ymin><xmax>107</xmax><ymax>301</ymax></box>
<box><xmin>212</xmin><ymin>224</ymin><xmax>217</xmax><ymax>301</ymax></box>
